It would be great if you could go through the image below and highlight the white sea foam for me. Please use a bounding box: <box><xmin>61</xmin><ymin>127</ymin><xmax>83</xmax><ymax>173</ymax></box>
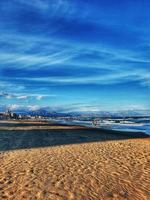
<box><xmin>56</xmin><ymin>118</ymin><xmax>150</xmax><ymax>136</ymax></box>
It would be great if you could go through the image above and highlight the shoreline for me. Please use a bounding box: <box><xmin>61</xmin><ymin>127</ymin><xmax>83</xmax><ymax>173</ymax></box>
<box><xmin>0</xmin><ymin>119</ymin><xmax>148</xmax><ymax>137</ymax></box>
<box><xmin>0</xmin><ymin>120</ymin><xmax>149</xmax><ymax>152</ymax></box>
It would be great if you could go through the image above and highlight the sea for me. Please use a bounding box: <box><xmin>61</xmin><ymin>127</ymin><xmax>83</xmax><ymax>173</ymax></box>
<box><xmin>52</xmin><ymin>117</ymin><xmax>150</xmax><ymax>136</ymax></box>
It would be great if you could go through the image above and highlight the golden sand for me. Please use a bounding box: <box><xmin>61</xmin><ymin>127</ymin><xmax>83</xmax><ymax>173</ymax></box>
<box><xmin>0</xmin><ymin>122</ymin><xmax>150</xmax><ymax>200</ymax></box>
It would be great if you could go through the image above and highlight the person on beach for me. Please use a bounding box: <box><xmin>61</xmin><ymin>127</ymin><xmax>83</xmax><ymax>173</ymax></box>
<box><xmin>92</xmin><ymin>119</ymin><xmax>99</xmax><ymax>127</ymax></box>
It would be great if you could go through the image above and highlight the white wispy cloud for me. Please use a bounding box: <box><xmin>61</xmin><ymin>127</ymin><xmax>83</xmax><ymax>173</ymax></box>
<box><xmin>17</xmin><ymin>0</ymin><xmax>71</xmax><ymax>15</ymax></box>
<box><xmin>17</xmin><ymin>95</ymin><xmax>28</xmax><ymax>100</ymax></box>
<box><xmin>18</xmin><ymin>0</ymin><xmax>50</xmax><ymax>11</ymax></box>
<box><xmin>0</xmin><ymin>51</ymin><xmax>76</xmax><ymax>68</ymax></box>
<box><xmin>0</xmin><ymin>92</ymin><xmax>56</xmax><ymax>101</ymax></box>
<box><xmin>36</xmin><ymin>95</ymin><xmax>43</xmax><ymax>100</ymax></box>
<box><xmin>8</xmin><ymin>104</ymin><xmax>21</xmax><ymax>110</ymax></box>
<box><xmin>27</xmin><ymin>105</ymin><xmax>40</xmax><ymax>111</ymax></box>
<box><xmin>16</xmin><ymin>69</ymin><xmax>150</xmax><ymax>86</ymax></box>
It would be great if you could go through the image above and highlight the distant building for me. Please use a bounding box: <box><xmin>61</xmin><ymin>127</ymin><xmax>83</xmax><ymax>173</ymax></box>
<box><xmin>0</xmin><ymin>113</ymin><xmax>4</xmax><ymax>120</ymax></box>
<box><xmin>0</xmin><ymin>110</ymin><xmax>20</xmax><ymax>120</ymax></box>
<box><xmin>5</xmin><ymin>109</ymin><xmax>12</xmax><ymax>119</ymax></box>
<box><xmin>0</xmin><ymin>110</ymin><xmax>44</xmax><ymax>120</ymax></box>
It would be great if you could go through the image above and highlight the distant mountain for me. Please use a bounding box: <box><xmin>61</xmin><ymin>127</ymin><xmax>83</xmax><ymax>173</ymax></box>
<box><xmin>111</xmin><ymin>110</ymin><xmax>150</xmax><ymax>117</ymax></box>
<box><xmin>1</xmin><ymin>105</ymin><xmax>150</xmax><ymax>118</ymax></box>
<box><xmin>15</xmin><ymin>109</ymin><xmax>72</xmax><ymax>117</ymax></box>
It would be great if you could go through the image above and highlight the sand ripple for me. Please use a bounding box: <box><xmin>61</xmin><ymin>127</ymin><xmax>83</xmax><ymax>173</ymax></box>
<box><xmin>0</xmin><ymin>139</ymin><xmax>150</xmax><ymax>200</ymax></box>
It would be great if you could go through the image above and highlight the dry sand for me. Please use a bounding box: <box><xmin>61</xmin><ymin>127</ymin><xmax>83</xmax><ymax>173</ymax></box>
<box><xmin>0</xmin><ymin>121</ymin><xmax>150</xmax><ymax>200</ymax></box>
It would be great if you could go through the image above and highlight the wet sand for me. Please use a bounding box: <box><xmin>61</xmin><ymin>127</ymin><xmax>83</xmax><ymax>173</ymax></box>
<box><xmin>0</xmin><ymin>120</ymin><xmax>150</xmax><ymax>200</ymax></box>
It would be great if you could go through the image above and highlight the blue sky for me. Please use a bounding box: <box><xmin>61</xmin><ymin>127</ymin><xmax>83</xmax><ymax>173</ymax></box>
<box><xmin>0</xmin><ymin>0</ymin><xmax>150</xmax><ymax>112</ymax></box>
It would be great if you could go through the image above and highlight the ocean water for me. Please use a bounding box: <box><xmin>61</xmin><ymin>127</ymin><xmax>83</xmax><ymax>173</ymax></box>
<box><xmin>53</xmin><ymin>118</ymin><xmax>150</xmax><ymax>136</ymax></box>
<box><xmin>100</xmin><ymin>122</ymin><xmax>150</xmax><ymax>136</ymax></box>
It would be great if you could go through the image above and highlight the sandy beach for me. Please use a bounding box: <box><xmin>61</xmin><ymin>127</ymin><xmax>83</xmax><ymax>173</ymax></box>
<box><xmin>0</xmin><ymin>120</ymin><xmax>150</xmax><ymax>200</ymax></box>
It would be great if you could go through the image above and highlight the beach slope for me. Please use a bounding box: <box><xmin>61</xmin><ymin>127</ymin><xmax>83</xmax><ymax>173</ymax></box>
<box><xmin>0</xmin><ymin>121</ymin><xmax>149</xmax><ymax>200</ymax></box>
